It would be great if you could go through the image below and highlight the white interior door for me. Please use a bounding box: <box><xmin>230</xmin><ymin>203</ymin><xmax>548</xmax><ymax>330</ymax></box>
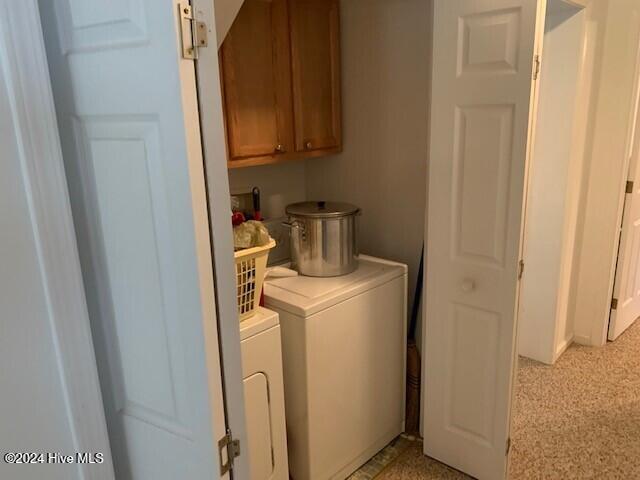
<box><xmin>609</xmin><ymin>76</ymin><xmax>640</xmax><ymax>341</ymax></box>
<box><xmin>424</xmin><ymin>1</ymin><xmax>544</xmax><ymax>478</ymax></box>
<box><xmin>38</xmin><ymin>1</ymin><xmax>234</xmax><ymax>478</ymax></box>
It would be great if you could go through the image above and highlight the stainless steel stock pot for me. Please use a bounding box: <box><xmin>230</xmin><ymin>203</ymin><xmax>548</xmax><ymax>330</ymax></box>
<box><xmin>284</xmin><ymin>201</ymin><xmax>361</xmax><ymax>277</ymax></box>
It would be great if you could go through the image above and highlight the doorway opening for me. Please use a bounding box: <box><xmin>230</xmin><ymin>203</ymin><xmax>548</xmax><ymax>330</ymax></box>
<box><xmin>518</xmin><ymin>0</ymin><xmax>585</xmax><ymax>367</ymax></box>
<box><xmin>215</xmin><ymin>0</ymin><xmax>430</xmax><ymax>478</ymax></box>
<box><xmin>511</xmin><ymin>1</ymin><xmax>640</xmax><ymax>478</ymax></box>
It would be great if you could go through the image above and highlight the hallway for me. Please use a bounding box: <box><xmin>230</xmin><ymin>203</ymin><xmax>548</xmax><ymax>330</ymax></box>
<box><xmin>373</xmin><ymin>321</ymin><xmax>640</xmax><ymax>479</ymax></box>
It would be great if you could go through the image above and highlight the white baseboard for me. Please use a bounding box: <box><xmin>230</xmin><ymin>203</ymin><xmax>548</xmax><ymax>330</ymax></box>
<box><xmin>572</xmin><ymin>334</ymin><xmax>592</xmax><ymax>346</ymax></box>
<box><xmin>553</xmin><ymin>337</ymin><xmax>573</xmax><ymax>362</ymax></box>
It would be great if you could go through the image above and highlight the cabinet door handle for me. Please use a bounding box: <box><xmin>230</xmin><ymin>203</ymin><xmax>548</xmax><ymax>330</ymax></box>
<box><xmin>305</xmin><ymin>141</ymin><xmax>313</xmax><ymax>150</ymax></box>
<box><xmin>275</xmin><ymin>144</ymin><xmax>285</xmax><ymax>153</ymax></box>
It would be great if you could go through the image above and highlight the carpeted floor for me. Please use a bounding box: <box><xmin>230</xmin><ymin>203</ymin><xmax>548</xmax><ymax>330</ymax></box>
<box><xmin>372</xmin><ymin>321</ymin><xmax>640</xmax><ymax>479</ymax></box>
<box><xmin>509</xmin><ymin>320</ymin><xmax>640</xmax><ymax>479</ymax></box>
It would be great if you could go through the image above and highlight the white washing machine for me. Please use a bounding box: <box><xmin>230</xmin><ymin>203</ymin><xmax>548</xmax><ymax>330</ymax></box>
<box><xmin>264</xmin><ymin>255</ymin><xmax>407</xmax><ymax>480</ymax></box>
<box><xmin>240</xmin><ymin>307</ymin><xmax>289</xmax><ymax>480</ymax></box>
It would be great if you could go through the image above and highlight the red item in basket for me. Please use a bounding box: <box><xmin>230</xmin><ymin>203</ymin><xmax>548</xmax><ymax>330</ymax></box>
<box><xmin>231</xmin><ymin>211</ymin><xmax>245</xmax><ymax>226</ymax></box>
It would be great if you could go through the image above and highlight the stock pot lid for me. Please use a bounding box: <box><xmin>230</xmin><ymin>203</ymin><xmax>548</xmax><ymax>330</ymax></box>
<box><xmin>286</xmin><ymin>201</ymin><xmax>360</xmax><ymax>218</ymax></box>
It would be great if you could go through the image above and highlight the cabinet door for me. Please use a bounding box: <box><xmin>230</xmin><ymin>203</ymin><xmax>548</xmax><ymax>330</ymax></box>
<box><xmin>289</xmin><ymin>0</ymin><xmax>341</xmax><ymax>152</ymax></box>
<box><xmin>220</xmin><ymin>0</ymin><xmax>294</xmax><ymax>160</ymax></box>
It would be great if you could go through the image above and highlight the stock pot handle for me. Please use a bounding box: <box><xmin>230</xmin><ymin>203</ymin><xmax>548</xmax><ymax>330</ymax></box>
<box><xmin>282</xmin><ymin>220</ymin><xmax>305</xmax><ymax>231</ymax></box>
<box><xmin>282</xmin><ymin>220</ymin><xmax>307</xmax><ymax>241</ymax></box>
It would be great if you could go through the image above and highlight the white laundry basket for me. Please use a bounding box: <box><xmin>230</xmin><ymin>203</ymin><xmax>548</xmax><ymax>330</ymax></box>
<box><xmin>234</xmin><ymin>238</ymin><xmax>275</xmax><ymax>321</ymax></box>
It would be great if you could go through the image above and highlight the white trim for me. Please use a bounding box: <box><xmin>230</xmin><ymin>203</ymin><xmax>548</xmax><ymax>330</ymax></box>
<box><xmin>553</xmin><ymin>4</ymin><xmax>596</xmax><ymax>352</ymax></box>
<box><xmin>572</xmin><ymin>334</ymin><xmax>591</xmax><ymax>346</ymax></box>
<box><xmin>0</xmin><ymin>1</ymin><xmax>114</xmax><ymax>478</ymax></box>
<box><xmin>570</xmin><ymin>0</ymin><xmax>640</xmax><ymax>347</ymax></box>
<box><xmin>601</xmin><ymin>23</ymin><xmax>640</xmax><ymax>344</ymax></box>
<box><xmin>191</xmin><ymin>2</ymin><xmax>251</xmax><ymax>478</ymax></box>
<box><xmin>174</xmin><ymin>0</ymin><xmax>230</xmax><ymax>470</ymax></box>
<box><xmin>553</xmin><ymin>337</ymin><xmax>573</xmax><ymax>362</ymax></box>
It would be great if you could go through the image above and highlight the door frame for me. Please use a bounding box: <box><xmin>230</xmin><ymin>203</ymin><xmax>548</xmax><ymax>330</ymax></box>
<box><xmin>191</xmin><ymin>2</ymin><xmax>251</xmax><ymax>479</ymax></box>
<box><xmin>545</xmin><ymin>0</ymin><xmax>596</xmax><ymax>352</ymax></box>
<box><xmin>570</xmin><ymin>0</ymin><xmax>640</xmax><ymax>347</ymax></box>
<box><xmin>607</xmin><ymin>36</ymin><xmax>640</xmax><ymax>340</ymax></box>
<box><xmin>2</xmin><ymin>0</ymin><xmax>114</xmax><ymax>477</ymax></box>
<box><xmin>498</xmin><ymin>0</ymin><xmax>640</xmax><ymax>350</ymax></box>
<box><xmin>517</xmin><ymin>0</ymin><xmax>590</xmax><ymax>366</ymax></box>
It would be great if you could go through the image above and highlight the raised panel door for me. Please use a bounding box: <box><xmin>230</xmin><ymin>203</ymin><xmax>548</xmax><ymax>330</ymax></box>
<box><xmin>289</xmin><ymin>0</ymin><xmax>341</xmax><ymax>152</ymax></box>
<box><xmin>424</xmin><ymin>1</ymin><xmax>545</xmax><ymax>478</ymax></box>
<box><xmin>39</xmin><ymin>0</ymin><xmax>235</xmax><ymax>478</ymax></box>
<box><xmin>220</xmin><ymin>0</ymin><xmax>294</xmax><ymax>160</ymax></box>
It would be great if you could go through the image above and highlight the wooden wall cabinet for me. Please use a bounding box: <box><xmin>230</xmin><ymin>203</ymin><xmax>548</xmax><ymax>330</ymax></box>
<box><xmin>220</xmin><ymin>0</ymin><xmax>341</xmax><ymax>168</ymax></box>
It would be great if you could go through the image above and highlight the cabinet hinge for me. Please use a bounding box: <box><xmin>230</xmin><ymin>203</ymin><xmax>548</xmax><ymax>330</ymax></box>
<box><xmin>611</xmin><ymin>297</ymin><xmax>619</xmax><ymax>310</ymax></box>
<box><xmin>533</xmin><ymin>54</ymin><xmax>541</xmax><ymax>80</ymax></box>
<box><xmin>506</xmin><ymin>437</ymin><xmax>512</xmax><ymax>456</ymax></box>
<box><xmin>626</xmin><ymin>180</ymin><xmax>634</xmax><ymax>194</ymax></box>
<box><xmin>518</xmin><ymin>260</ymin><xmax>525</xmax><ymax>280</ymax></box>
<box><xmin>218</xmin><ymin>430</ymin><xmax>241</xmax><ymax>475</ymax></box>
<box><xmin>179</xmin><ymin>2</ymin><xmax>208</xmax><ymax>59</ymax></box>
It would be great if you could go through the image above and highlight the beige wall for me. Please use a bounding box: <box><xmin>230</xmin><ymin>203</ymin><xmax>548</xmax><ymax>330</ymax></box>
<box><xmin>228</xmin><ymin>162</ymin><xmax>307</xmax><ymax>220</ymax></box>
<box><xmin>306</xmin><ymin>0</ymin><xmax>431</xmax><ymax>335</ymax></box>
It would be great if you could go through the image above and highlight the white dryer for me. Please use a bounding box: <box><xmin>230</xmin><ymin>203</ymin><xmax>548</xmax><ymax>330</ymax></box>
<box><xmin>240</xmin><ymin>307</ymin><xmax>289</xmax><ymax>480</ymax></box>
<box><xmin>264</xmin><ymin>256</ymin><xmax>407</xmax><ymax>480</ymax></box>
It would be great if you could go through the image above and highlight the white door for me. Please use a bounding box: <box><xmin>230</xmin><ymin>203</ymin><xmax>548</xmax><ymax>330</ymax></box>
<box><xmin>1</xmin><ymin>1</ymin><xmax>112</xmax><ymax>477</ymax></box>
<box><xmin>38</xmin><ymin>1</ymin><xmax>236</xmax><ymax>478</ymax></box>
<box><xmin>609</xmin><ymin>79</ymin><xmax>640</xmax><ymax>341</ymax></box>
<box><xmin>424</xmin><ymin>1</ymin><xmax>545</xmax><ymax>478</ymax></box>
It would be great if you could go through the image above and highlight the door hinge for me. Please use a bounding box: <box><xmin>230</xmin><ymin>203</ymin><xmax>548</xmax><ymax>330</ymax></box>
<box><xmin>179</xmin><ymin>2</ymin><xmax>208</xmax><ymax>59</ymax></box>
<box><xmin>506</xmin><ymin>437</ymin><xmax>512</xmax><ymax>456</ymax></box>
<box><xmin>611</xmin><ymin>297</ymin><xmax>619</xmax><ymax>310</ymax></box>
<box><xmin>626</xmin><ymin>180</ymin><xmax>634</xmax><ymax>194</ymax></box>
<box><xmin>533</xmin><ymin>54</ymin><xmax>541</xmax><ymax>80</ymax></box>
<box><xmin>518</xmin><ymin>260</ymin><xmax>525</xmax><ymax>280</ymax></box>
<box><xmin>218</xmin><ymin>430</ymin><xmax>241</xmax><ymax>475</ymax></box>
